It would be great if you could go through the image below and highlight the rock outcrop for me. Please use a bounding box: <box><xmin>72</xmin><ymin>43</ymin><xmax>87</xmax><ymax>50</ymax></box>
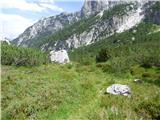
<box><xmin>81</xmin><ymin>0</ymin><xmax>120</xmax><ymax>18</ymax></box>
<box><xmin>106</xmin><ymin>84</ymin><xmax>131</xmax><ymax>96</ymax></box>
<box><xmin>50</xmin><ymin>50</ymin><xmax>70</xmax><ymax>64</ymax></box>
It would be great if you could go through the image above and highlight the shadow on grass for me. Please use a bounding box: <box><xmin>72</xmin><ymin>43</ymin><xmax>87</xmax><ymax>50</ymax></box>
<box><xmin>143</xmin><ymin>78</ymin><xmax>160</xmax><ymax>87</ymax></box>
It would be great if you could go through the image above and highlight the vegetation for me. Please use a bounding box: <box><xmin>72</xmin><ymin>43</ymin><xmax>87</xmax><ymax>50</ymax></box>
<box><xmin>101</xmin><ymin>2</ymin><xmax>138</xmax><ymax>20</ymax></box>
<box><xmin>1</xmin><ymin>43</ymin><xmax>49</xmax><ymax>66</ymax></box>
<box><xmin>1</xmin><ymin>62</ymin><xmax>160</xmax><ymax>119</ymax></box>
<box><xmin>69</xmin><ymin>22</ymin><xmax>160</xmax><ymax>74</ymax></box>
<box><xmin>96</xmin><ymin>49</ymin><xmax>111</xmax><ymax>63</ymax></box>
<box><xmin>2</xmin><ymin>22</ymin><xmax>160</xmax><ymax>119</ymax></box>
<box><xmin>151</xmin><ymin>1</ymin><xmax>160</xmax><ymax>12</ymax></box>
<box><xmin>2</xmin><ymin>2</ymin><xmax>160</xmax><ymax>119</ymax></box>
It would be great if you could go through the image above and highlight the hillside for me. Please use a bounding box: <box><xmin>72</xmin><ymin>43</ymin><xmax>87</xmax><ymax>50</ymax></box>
<box><xmin>69</xmin><ymin>22</ymin><xmax>160</xmax><ymax>67</ymax></box>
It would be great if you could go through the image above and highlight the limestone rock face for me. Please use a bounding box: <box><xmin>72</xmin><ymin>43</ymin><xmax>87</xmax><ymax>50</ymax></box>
<box><xmin>106</xmin><ymin>84</ymin><xmax>131</xmax><ymax>96</ymax></box>
<box><xmin>81</xmin><ymin>0</ymin><xmax>120</xmax><ymax>18</ymax></box>
<box><xmin>50</xmin><ymin>50</ymin><xmax>70</xmax><ymax>64</ymax></box>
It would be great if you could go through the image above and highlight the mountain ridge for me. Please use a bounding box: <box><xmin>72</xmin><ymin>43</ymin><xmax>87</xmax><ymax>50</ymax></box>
<box><xmin>13</xmin><ymin>0</ymin><xmax>160</xmax><ymax>52</ymax></box>
<box><xmin>13</xmin><ymin>0</ymin><xmax>118</xmax><ymax>46</ymax></box>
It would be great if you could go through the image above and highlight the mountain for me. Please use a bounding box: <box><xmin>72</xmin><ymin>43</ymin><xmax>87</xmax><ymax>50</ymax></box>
<box><xmin>13</xmin><ymin>12</ymin><xmax>81</xmax><ymax>46</ymax></box>
<box><xmin>12</xmin><ymin>0</ymin><xmax>124</xmax><ymax>47</ymax></box>
<box><xmin>13</xmin><ymin>0</ymin><xmax>160</xmax><ymax>52</ymax></box>
<box><xmin>13</xmin><ymin>0</ymin><xmax>118</xmax><ymax>46</ymax></box>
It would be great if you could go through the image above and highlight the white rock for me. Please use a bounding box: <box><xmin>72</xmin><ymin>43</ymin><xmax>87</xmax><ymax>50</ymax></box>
<box><xmin>132</xmin><ymin>37</ymin><xmax>135</xmax><ymax>41</ymax></box>
<box><xmin>97</xmin><ymin>10</ymin><xmax>104</xmax><ymax>18</ymax></box>
<box><xmin>117</xmin><ymin>8</ymin><xmax>144</xmax><ymax>33</ymax></box>
<box><xmin>50</xmin><ymin>50</ymin><xmax>70</xmax><ymax>64</ymax></box>
<box><xmin>134</xmin><ymin>79</ymin><xmax>141</xmax><ymax>83</ymax></box>
<box><xmin>106</xmin><ymin>84</ymin><xmax>131</xmax><ymax>96</ymax></box>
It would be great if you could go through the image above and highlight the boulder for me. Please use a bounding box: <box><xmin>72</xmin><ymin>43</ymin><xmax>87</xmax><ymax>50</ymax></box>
<box><xmin>106</xmin><ymin>84</ymin><xmax>131</xmax><ymax>96</ymax></box>
<box><xmin>50</xmin><ymin>50</ymin><xmax>70</xmax><ymax>64</ymax></box>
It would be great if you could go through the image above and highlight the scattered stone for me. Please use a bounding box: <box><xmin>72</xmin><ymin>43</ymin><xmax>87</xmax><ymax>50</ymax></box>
<box><xmin>50</xmin><ymin>50</ymin><xmax>70</xmax><ymax>64</ymax></box>
<box><xmin>25</xmin><ymin>71</ymin><xmax>33</xmax><ymax>74</ymax></box>
<box><xmin>134</xmin><ymin>79</ymin><xmax>141</xmax><ymax>83</ymax></box>
<box><xmin>132</xmin><ymin>37</ymin><xmax>135</xmax><ymax>41</ymax></box>
<box><xmin>106</xmin><ymin>84</ymin><xmax>131</xmax><ymax>96</ymax></box>
<box><xmin>133</xmin><ymin>29</ymin><xmax>137</xmax><ymax>33</ymax></box>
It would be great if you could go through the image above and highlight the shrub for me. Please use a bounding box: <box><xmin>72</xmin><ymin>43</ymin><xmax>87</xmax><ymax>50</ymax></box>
<box><xmin>96</xmin><ymin>49</ymin><xmax>111</xmax><ymax>63</ymax></box>
<box><xmin>138</xmin><ymin>55</ymin><xmax>160</xmax><ymax>68</ymax></box>
<box><xmin>130</xmin><ymin>66</ymin><xmax>145</xmax><ymax>78</ymax></box>
<box><xmin>135</xmin><ymin>97</ymin><xmax>160</xmax><ymax>119</ymax></box>
<box><xmin>1</xmin><ymin>43</ymin><xmax>50</xmax><ymax>66</ymax></box>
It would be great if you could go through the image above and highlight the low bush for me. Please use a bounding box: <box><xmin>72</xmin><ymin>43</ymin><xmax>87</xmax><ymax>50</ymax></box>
<box><xmin>138</xmin><ymin>55</ymin><xmax>160</xmax><ymax>68</ymax></box>
<box><xmin>96</xmin><ymin>49</ymin><xmax>111</xmax><ymax>63</ymax></box>
<box><xmin>1</xmin><ymin>43</ymin><xmax>50</xmax><ymax>66</ymax></box>
<box><xmin>135</xmin><ymin>96</ymin><xmax>160</xmax><ymax>119</ymax></box>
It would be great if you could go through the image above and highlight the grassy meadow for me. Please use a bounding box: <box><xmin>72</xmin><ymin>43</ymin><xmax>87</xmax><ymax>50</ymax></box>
<box><xmin>1</xmin><ymin>62</ymin><xmax>160</xmax><ymax>119</ymax></box>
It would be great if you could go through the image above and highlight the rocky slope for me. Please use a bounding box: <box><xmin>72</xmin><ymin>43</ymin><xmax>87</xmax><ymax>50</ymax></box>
<box><xmin>13</xmin><ymin>12</ymin><xmax>81</xmax><ymax>46</ymax></box>
<box><xmin>13</xmin><ymin>0</ymin><xmax>160</xmax><ymax>52</ymax></box>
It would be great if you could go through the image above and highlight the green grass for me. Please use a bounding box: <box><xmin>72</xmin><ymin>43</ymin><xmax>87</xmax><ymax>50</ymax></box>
<box><xmin>1</xmin><ymin>43</ymin><xmax>49</xmax><ymax>66</ymax></box>
<box><xmin>2</xmin><ymin>63</ymin><xmax>160</xmax><ymax>120</ymax></box>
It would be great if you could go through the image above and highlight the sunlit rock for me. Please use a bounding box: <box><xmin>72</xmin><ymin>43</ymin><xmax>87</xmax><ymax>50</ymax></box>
<box><xmin>106</xmin><ymin>84</ymin><xmax>131</xmax><ymax>96</ymax></box>
<box><xmin>50</xmin><ymin>50</ymin><xmax>70</xmax><ymax>64</ymax></box>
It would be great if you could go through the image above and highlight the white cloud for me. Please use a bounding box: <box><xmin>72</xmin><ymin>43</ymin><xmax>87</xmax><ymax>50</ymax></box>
<box><xmin>0</xmin><ymin>13</ymin><xmax>34</xmax><ymax>39</ymax></box>
<box><xmin>39</xmin><ymin>3</ymin><xmax>64</xmax><ymax>12</ymax></box>
<box><xmin>0</xmin><ymin>0</ymin><xmax>64</xmax><ymax>12</ymax></box>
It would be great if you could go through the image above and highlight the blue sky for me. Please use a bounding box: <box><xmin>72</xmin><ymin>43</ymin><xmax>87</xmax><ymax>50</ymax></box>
<box><xmin>0</xmin><ymin>0</ymin><xmax>84</xmax><ymax>39</ymax></box>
